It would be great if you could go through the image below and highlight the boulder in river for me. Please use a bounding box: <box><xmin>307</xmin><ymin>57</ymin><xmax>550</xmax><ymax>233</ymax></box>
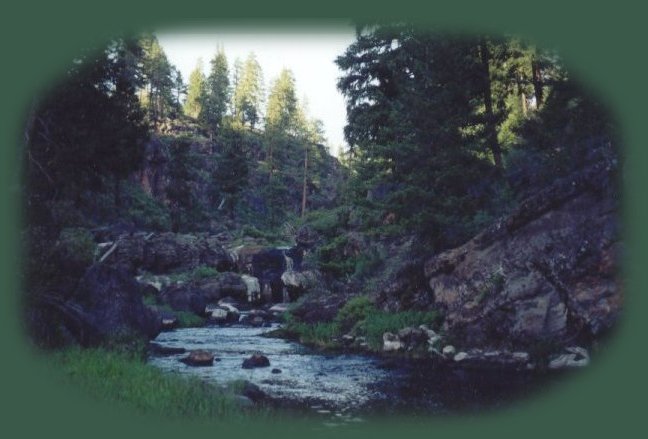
<box><xmin>180</xmin><ymin>350</ymin><xmax>215</xmax><ymax>366</ymax></box>
<box><xmin>206</xmin><ymin>304</ymin><xmax>240</xmax><ymax>324</ymax></box>
<box><xmin>242</xmin><ymin>353</ymin><xmax>270</xmax><ymax>369</ymax></box>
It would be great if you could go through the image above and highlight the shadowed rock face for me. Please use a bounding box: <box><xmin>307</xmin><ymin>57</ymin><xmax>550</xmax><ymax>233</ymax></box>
<box><xmin>48</xmin><ymin>264</ymin><xmax>162</xmax><ymax>346</ymax></box>
<box><xmin>424</xmin><ymin>161</ymin><xmax>621</xmax><ymax>349</ymax></box>
<box><xmin>104</xmin><ymin>232</ymin><xmax>234</xmax><ymax>274</ymax></box>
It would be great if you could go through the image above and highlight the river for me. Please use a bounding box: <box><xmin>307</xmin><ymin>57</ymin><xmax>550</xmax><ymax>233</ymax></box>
<box><xmin>148</xmin><ymin>318</ymin><xmax>557</xmax><ymax>422</ymax></box>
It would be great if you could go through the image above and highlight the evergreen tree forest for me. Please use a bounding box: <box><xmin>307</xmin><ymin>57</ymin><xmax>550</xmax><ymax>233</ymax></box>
<box><xmin>24</xmin><ymin>33</ymin><xmax>336</xmax><ymax>239</ymax></box>
<box><xmin>22</xmin><ymin>24</ymin><xmax>618</xmax><ymax>353</ymax></box>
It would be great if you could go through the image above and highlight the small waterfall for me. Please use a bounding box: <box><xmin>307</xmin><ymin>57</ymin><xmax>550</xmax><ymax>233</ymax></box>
<box><xmin>284</xmin><ymin>251</ymin><xmax>294</xmax><ymax>272</ymax></box>
<box><xmin>283</xmin><ymin>250</ymin><xmax>294</xmax><ymax>303</ymax></box>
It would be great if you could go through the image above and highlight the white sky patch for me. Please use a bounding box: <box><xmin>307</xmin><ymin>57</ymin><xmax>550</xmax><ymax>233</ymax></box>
<box><xmin>156</xmin><ymin>29</ymin><xmax>356</xmax><ymax>154</ymax></box>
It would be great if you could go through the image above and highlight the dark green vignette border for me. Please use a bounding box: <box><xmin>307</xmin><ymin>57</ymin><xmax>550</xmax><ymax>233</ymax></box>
<box><xmin>1</xmin><ymin>1</ymin><xmax>646</xmax><ymax>438</ymax></box>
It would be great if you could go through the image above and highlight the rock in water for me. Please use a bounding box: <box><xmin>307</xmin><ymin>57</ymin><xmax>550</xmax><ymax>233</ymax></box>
<box><xmin>242</xmin><ymin>354</ymin><xmax>270</xmax><ymax>369</ymax></box>
<box><xmin>180</xmin><ymin>350</ymin><xmax>215</xmax><ymax>366</ymax></box>
<box><xmin>149</xmin><ymin>342</ymin><xmax>186</xmax><ymax>356</ymax></box>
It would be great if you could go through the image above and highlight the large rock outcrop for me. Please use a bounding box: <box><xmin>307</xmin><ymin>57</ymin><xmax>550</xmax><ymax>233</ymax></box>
<box><xmin>424</xmin><ymin>161</ymin><xmax>621</xmax><ymax>349</ymax></box>
<box><xmin>158</xmin><ymin>272</ymin><xmax>248</xmax><ymax>313</ymax></box>
<box><xmin>103</xmin><ymin>232</ymin><xmax>234</xmax><ymax>274</ymax></box>
<box><xmin>33</xmin><ymin>264</ymin><xmax>162</xmax><ymax>347</ymax></box>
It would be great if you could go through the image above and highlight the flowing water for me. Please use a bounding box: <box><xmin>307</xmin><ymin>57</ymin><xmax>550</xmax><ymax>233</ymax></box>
<box><xmin>148</xmin><ymin>317</ymin><xmax>557</xmax><ymax>422</ymax></box>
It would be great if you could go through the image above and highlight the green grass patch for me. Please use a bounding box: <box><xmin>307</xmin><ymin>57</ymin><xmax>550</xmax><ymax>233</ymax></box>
<box><xmin>283</xmin><ymin>295</ymin><xmax>441</xmax><ymax>352</ymax></box>
<box><xmin>356</xmin><ymin>310</ymin><xmax>441</xmax><ymax>350</ymax></box>
<box><xmin>143</xmin><ymin>295</ymin><xmax>206</xmax><ymax>328</ymax></box>
<box><xmin>166</xmin><ymin>265</ymin><xmax>222</xmax><ymax>284</ymax></box>
<box><xmin>174</xmin><ymin>310</ymin><xmax>206</xmax><ymax>328</ymax></box>
<box><xmin>49</xmin><ymin>347</ymin><xmax>260</xmax><ymax>421</ymax></box>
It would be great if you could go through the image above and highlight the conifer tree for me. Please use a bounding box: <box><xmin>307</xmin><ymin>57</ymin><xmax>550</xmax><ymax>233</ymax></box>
<box><xmin>139</xmin><ymin>34</ymin><xmax>176</xmax><ymax>124</ymax></box>
<box><xmin>184</xmin><ymin>59</ymin><xmax>205</xmax><ymax>119</ymax></box>
<box><xmin>233</xmin><ymin>53</ymin><xmax>264</xmax><ymax>128</ymax></box>
<box><xmin>200</xmin><ymin>49</ymin><xmax>230</xmax><ymax>136</ymax></box>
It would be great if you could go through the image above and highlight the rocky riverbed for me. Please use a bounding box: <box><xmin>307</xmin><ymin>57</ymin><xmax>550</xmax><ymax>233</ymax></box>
<box><xmin>147</xmin><ymin>316</ymin><xmax>565</xmax><ymax>422</ymax></box>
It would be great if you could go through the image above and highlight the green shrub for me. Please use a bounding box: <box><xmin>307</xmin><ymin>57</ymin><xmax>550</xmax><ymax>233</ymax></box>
<box><xmin>54</xmin><ymin>227</ymin><xmax>96</xmax><ymax>277</ymax></box>
<box><xmin>288</xmin><ymin>321</ymin><xmax>340</xmax><ymax>349</ymax></box>
<box><xmin>301</xmin><ymin>207</ymin><xmax>345</xmax><ymax>237</ymax></box>
<box><xmin>352</xmin><ymin>249</ymin><xmax>383</xmax><ymax>279</ymax></box>
<box><xmin>316</xmin><ymin>235</ymin><xmax>356</xmax><ymax>277</ymax></box>
<box><xmin>334</xmin><ymin>296</ymin><xmax>375</xmax><ymax>332</ymax></box>
<box><xmin>124</xmin><ymin>185</ymin><xmax>171</xmax><ymax>231</ymax></box>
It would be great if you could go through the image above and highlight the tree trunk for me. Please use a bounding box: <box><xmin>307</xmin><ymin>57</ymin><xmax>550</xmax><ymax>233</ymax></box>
<box><xmin>532</xmin><ymin>58</ymin><xmax>544</xmax><ymax>107</ymax></box>
<box><xmin>268</xmin><ymin>141</ymin><xmax>274</xmax><ymax>180</ymax></box>
<box><xmin>521</xmin><ymin>91</ymin><xmax>528</xmax><ymax>116</ymax></box>
<box><xmin>301</xmin><ymin>144</ymin><xmax>308</xmax><ymax>218</ymax></box>
<box><xmin>479</xmin><ymin>39</ymin><xmax>503</xmax><ymax>170</ymax></box>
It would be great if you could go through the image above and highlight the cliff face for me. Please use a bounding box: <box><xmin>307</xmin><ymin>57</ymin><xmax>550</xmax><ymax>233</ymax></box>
<box><xmin>423</xmin><ymin>160</ymin><xmax>621</xmax><ymax>350</ymax></box>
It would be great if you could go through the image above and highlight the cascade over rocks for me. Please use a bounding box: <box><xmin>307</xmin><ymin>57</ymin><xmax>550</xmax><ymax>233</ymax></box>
<box><xmin>233</xmin><ymin>245</ymin><xmax>304</xmax><ymax>301</ymax></box>
<box><xmin>423</xmin><ymin>160</ymin><xmax>621</xmax><ymax>350</ymax></box>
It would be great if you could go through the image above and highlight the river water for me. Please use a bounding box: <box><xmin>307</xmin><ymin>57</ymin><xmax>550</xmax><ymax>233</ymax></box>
<box><xmin>148</xmin><ymin>319</ymin><xmax>555</xmax><ymax>422</ymax></box>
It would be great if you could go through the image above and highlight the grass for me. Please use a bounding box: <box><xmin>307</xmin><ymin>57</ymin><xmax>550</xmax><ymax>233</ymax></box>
<box><xmin>49</xmin><ymin>347</ymin><xmax>261</xmax><ymax>421</ymax></box>
<box><xmin>168</xmin><ymin>265</ymin><xmax>222</xmax><ymax>283</ymax></box>
<box><xmin>143</xmin><ymin>295</ymin><xmax>206</xmax><ymax>328</ymax></box>
<box><xmin>282</xmin><ymin>296</ymin><xmax>442</xmax><ymax>352</ymax></box>
<box><xmin>356</xmin><ymin>310</ymin><xmax>441</xmax><ymax>350</ymax></box>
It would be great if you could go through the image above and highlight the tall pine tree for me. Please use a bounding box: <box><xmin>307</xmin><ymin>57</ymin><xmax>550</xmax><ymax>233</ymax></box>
<box><xmin>200</xmin><ymin>49</ymin><xmax>230</xmax><ymax>137</ymax></box>
<box><xmin>184</xmin><ymin>59</ymin><xmax>205</xmax><ymax>119</ymax></box>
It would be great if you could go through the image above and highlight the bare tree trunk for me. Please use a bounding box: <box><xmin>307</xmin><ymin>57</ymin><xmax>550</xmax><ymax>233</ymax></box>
<box><xmin>532</xmin><ymin>58</ymin><xmax>544</xmax><ymax>107</ymax></box>
<box><xmin>301</xmin><ymin>144</ymin><xmax>308</xmax><ymax>217</ymax></box>
<box><xmin>479</xmin><ymin>39</ymin><xmax>503</xmax><ymax>170</ymax></box>
<box><xmin>268</xmin><ymin>142</ymin><xmax>273</xmax><ymax>180</ymax></box>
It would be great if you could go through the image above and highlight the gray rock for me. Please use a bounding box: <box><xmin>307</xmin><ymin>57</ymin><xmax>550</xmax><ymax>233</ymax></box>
<box><xmin>242</xmin><ymin>354</ymin><xmax>270</xmax><ymax>369</ymax></box>
<box><xmin>548</xmin><ymin>346</ymin><xmax>590</xmax><ymax>370</ymax></box>
<box><xmin>442</xmin><ymin>345</ymin><xmax>456</xmax><ymax>356</ymax></box>
<box><xmin>180</xmin><ymin>350</ymin><xmax>214</xmax><ymax>367</ymax></box>
<box><xmin>383</xmin><ymin>332</ymin><xmax>404</xmax><ymax>352</ymax></box>
<box><xmin>424</xmin><ymin>161</ymin><xmax>620</xmax><ymax>349</ymax></box>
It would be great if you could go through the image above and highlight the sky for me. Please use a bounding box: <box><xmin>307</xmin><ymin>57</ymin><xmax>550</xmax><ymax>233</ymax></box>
<box><xmin>156</xmin><ymin>28</ymin><xmax>357</xmax><ymax>155</ymax></box>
